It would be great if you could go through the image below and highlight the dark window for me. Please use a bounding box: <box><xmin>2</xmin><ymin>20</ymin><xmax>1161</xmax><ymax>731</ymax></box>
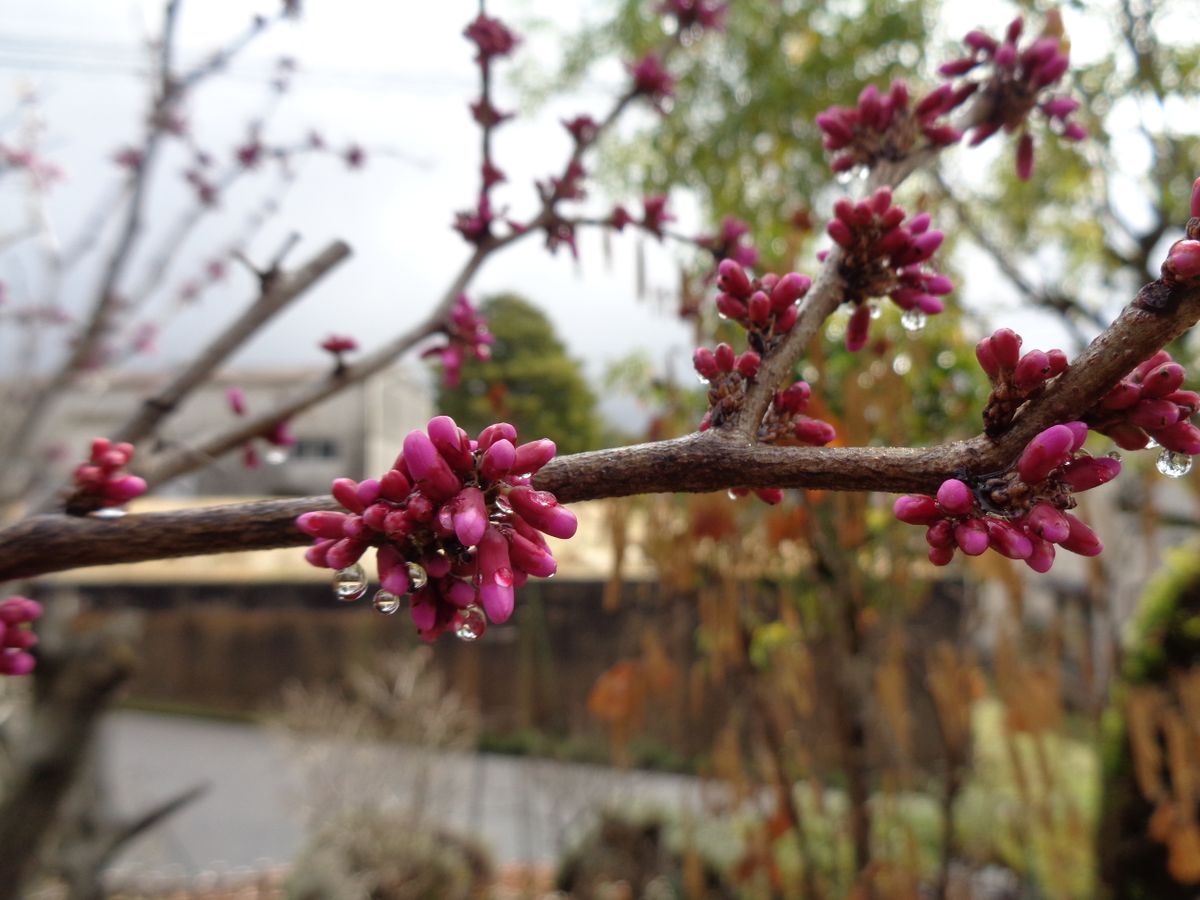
<box><xmin>291</xmin><ymin>438</ymin><xmax>340</xmax><ymax>460</ymax></box>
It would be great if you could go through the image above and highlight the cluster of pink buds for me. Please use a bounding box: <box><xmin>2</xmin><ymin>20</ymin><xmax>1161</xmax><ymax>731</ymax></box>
<box><xmin>320</xmin><ymin>334</ymin><xmax>358</xmax><ymax>369</ymax></box>
<box><xmin>297</xmin><ymin>417</ymin><xmax>576</xmax><ymax>642</ymax></box>
<box><xmin>816</xmin><ymin>80</ymin><xmax>962</xmax><ymax>175</ymax></box>
<box><xmin>69</xmin><ymin>438</ymin><xmax>147</xmax><ymax>513</ymax></box>
<box><xmin>463</xmin><ymin>13</ymin><xmax>519</xmax><ymax>63</ymax></box>
<box><xmin>1085</xmin><ymin>350</ymin><xmax>1200</xmax><ymax>457</ymax></box>
<box><xmin>1162</xmin><ymin>179</ymin><xmax>1200</xmax><ymax>284</ymax></box>
<box><xmin>696</xmin><ymin>216</ymin><xmax>758</xmax><ymax>269</ymax></box>
<box><xmin>976</xmin><ymin>328</ymin><xmax>1068</xmax><ymax>435</ymax></box>
<box><xmin>937</xmin><ymin>15</ymin><xmax>1085</xmax><ymax>180</ymax></box>
<box><xmin>657</xmin><ymin>0</ymin><xmax>728</xmax><ymax>32</ymax></box>
<box><xmin>820</xmin><ymin>187</ymin><xmax>952</xmax><ymax>349</ymax></box>
<box><xmin>0</xmin><ymin>597</ymin><xmax>41</xmax><ymax>676</ymax></box>
<box><xmin>895</xmin><ymin>423</ymin><xmax>1117</xmax><ymax>572</ymax></box>
<box><xmin>422</xmin><ymin>294</ymin><xmax>495</xmax><ymax>388</ymax></box>
<box><xmin>630</xmin><ymin>54</ymin><xmax>674</xmax><ymax>112</ymax></box>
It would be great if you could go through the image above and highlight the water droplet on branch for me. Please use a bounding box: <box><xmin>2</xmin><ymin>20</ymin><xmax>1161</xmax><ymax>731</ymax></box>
<box><xmin>900</xmin><ymin>309</ymin><xmax>927</xmax><ymax>332</ymax></box>
<box><xmin>1157</xmin><ymin>449</ymin><xmax>1193</xmax><ymax>478</ymax></box>
<box><xmin>405</xmin><ymin>562</ymin><xmax>428</xmax><ymax>591</ymax></box>
<box><xmin>455</xmin><ymin>604</ymin><xmax>487</xmax><ymax>642</ymax></box>
<box><xmin>372</xmin><ymin>590</ymin><xmax>401</xmax><ymax>615</ymax></box>
<box><xmin>333</xmin><ymin>564</ymin><xmax>367</xmax><ymax>601</ymax></box>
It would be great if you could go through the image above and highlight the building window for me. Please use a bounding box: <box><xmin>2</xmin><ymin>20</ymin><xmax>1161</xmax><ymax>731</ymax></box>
<box><xmin>291</xmin><ymin>438</ymin><xmax>340</xmax><ymax>460</ymax></box>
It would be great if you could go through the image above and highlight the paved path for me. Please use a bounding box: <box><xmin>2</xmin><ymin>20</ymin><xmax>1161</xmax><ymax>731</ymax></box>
<box><xmin>100</xmin><ymin>711</ymin><xmax>705</xmax><ymax>878</ymax></box>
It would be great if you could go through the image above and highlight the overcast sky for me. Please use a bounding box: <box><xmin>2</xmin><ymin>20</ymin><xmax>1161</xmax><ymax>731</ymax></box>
<box><xmin>1</xmin><ymin>0</ymin><xmax>1196</xmax><ymax>422</ymax></box>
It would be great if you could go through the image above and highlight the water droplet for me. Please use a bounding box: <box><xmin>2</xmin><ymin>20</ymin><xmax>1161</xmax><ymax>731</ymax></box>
<box><xmin>91</xmin><ymin>506</ymin><xmax>127</xmax><ymax>519</ymax></box>
<box><xmin>455</xmin><ymin>604</ymin><xmax>487</xmax><ymax>642</ymax></box>
<box><xmin>900</xmin><ymin>309</ymin><xmax>927</xmax><ymax>332</ymax></box>
<box><xmin>405</xmin><ymin>561</ymin><xmax>428</xmax><ymax>591</ymax></box>
<box><xmin>494</xmin><ymin>496</ymin><xmax>512</xmax><ymax>515</ymax></box>
<box><xmin>264</xmin><ymin>447</ymin><xmax>288</xmax><ymax>465</ymax></box>
<box><xmin>892</xmin><ymin>353</ymin><xmax>912</xmax><ymax>376</ymax></box>
<box><xmin>696</xmin><ymin>373</ymin><xmax>710</xmax><ymax>384</ymax></box>
<box><xmin>1107</xmin><ymin>451</ymin><xmax>1122</xmax><ymax>461</ymax></box>
<box><xmin>372</xmin><ymin>590</ymin><xmax>401</xmax><ymax>615</ymax></box>
<box><xmin>494</xmin><ymin>566</ymin><xmax>514</xmax><ymax>587</ymax></box>
<box><xmin>1157</xmin><ymin>449</ymin><xmax>1193</xmax><ymax>478</ymax></box>
<box><xmin>727</xmin><ymin>489</ymin><xmax>741</xmax><ymax>501</ymax></box>
<box><xmin>868</xmin><ymin>301</ymin><xmax>882</xmax><ymax>320</ymax></box>
<box><xmin>333</xmin><ymin>564</ymin><xmax>367</xmax><ymax>601</ymax></box>
<box><xmin>716</xmin><ymin>311</ymin><xmax>729</xmax><ymax>321</ymax></box>
<box><xmin>1146</xmin><ymin>437</ymin><xmax>1160</xmax><ymax>449</ymax></box>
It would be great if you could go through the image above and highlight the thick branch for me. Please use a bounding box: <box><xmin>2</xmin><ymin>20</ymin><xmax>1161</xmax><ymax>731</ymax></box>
<box><xmin>3</xmin><ymin>275</ymin><xmax>1198</xmax><ymax>583</ymax></box>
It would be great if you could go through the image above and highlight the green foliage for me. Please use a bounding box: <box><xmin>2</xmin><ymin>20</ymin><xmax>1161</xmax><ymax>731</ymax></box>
<box><xmin>435</xmin><ymin>294</ymin><xmax>602</xmax><ymax>455</ymax></box>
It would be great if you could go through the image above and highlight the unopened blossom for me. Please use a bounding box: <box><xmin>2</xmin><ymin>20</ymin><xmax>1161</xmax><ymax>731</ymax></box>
<box><xmin>822</xmin><ymin>187</ymin><xmax>953</xmax><ymax>349</ymax></box>
<box><xmin>894</xmin><ymin>422</ymin><xmax>1117</xmax><ymax>572</ymax></box>
<box><xmin>696</xmin><ymin>216</ymin><xmax>759</xmax><ymax>269</ymax></box>
<box><xmin>630</xmin><ymin>54</ymin><xmax>674</xmax><ymax>111</ymax></box>
<box><xmin>463</xmin><ymin>13</ymin><xmax>519</xmax><ymax>63</ymax></box>
<box><xmin>0</xmin><ymin>597</ymin><xmax>42</xmax><ymax>676</ymax></box>
<box><xmin>69</xmin><ymin>437</ymin><xmax>147</xmax><ymax>512</ymax></box>
<box><xmin>936</xmin><ymin>14</ymin><xmax>1085</xmax><ymax>180</ymax></box>
<box><xmin>422</xmin><ymin>294</ymin><xmax>495</xmax><ymax>387</ymax></box>
<box><xmin>562</xmin><ymin>115</ymin><xmax>599</xmax><ymax>145</ymax></box>
<box><xmin>1085</xmin><ymin>350</ymin><xmax>1200</xmax><ymax>454</ymax></box>
<box><xmin>976</xmin><ymin>327</ymin><xmax>1068</xmax><ymax>434</ymax></box>
<box><xmin>816</xmin><ymin>80</ymin><xmax>962</xmax><ymax>174</ymax></box>
<box><xmin>453</xmin><ymin>194</ymin><xmax>495</xmax><ymax>245</ymax></box>
<box><xmin>227</xmin><ymin>387</ymin><xmax>247</xmax><ymax>416</ymax></box>
<box><xmin>298</xmin><ymin>416</ymin><xmax>575</xmax><ymax>640</ymax></box>
<box><xmin>641</xmin><ymin>195</ymin><xmax>674</xmax><ymax>238</ymax></box>
<box><xmin>320</xmin><ymin>334</ymin><xmax>358</xmax><ymax>355</ymax></box>
<box><xmin>657</xmin><ymin>0</ymin><xmax>728</xmax><ymax>31</ymax></box>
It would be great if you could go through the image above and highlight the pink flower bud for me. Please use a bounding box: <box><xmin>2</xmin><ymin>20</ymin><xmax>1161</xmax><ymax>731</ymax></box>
<box><xmin>478</xmin><ymin>525</ymin><xmax>515</xmax><ymax>623</ymax></box>
<box><xmin>305</xmin><ymin>539</ymin><xmax>336</xmax><ymax>567</ymax></box>
<box><xmin>403</xmin><ymin>430</ymin><xmax>462</xmax><ymax>501</ymax></box>
<box><xmin>747</xmin><ymin>291</ymin><xmax>771</xmax><ymax>323</ymax></box>
<box><xmin>377</xmin><ymin>545</ymin><xmax>410</xmax><ymax>595</ymax></box>
<box><xmin>103</xmin><ymin>475</ymin><xmax>147</xmax><ymax>502</ymax></box>
<box><xmin>936</xmin><ymin>479</ymin><xmax>974</xmax><ymax>515</ymax></box>
<box><xmin>929</xmin><ymin>545</ymin><xmax>956</xmax><ymax>566</ymax></box>
<box><xmin>926</xmin><ymin>520</ymin><xmax>955</xmax><ymax>549</ymax></box>
<box><xmin>894</xmin><ymin>494</ymin><xmax>939</xmax><ymax>525</ymax></box>
<box><xmin>989</xmin><ymin>329</ymin><xmax>1022</xmax><ymax>370</ymax></box>
<box><xmin>1130</xmin><ymin>399</ymin><xmax>1183</xmax><ymax>430</ymax></box>
<box><xmin>1167</xmin><ymin>240</ymin><xmax>1200</xmax><ymax>280</ymax></box>
<box><xmin>452</xmin><ymin>486</ymin><xmax>488</xmax><ymax>547</ymax></box>
<box><xmin>1155</xmin><ymin>419</ymin><xmax>1200</xmax><ymax>455</ymax></box>
<box><xmin>1046</xmin><ymin>349</ymin><xmax>1069</xmax><ymax>377</ymax></box>
<box><xmin>506</xmin><ymin>530</ymin><xmax>557</xmax><ymax>578</ymax></box>
<box><xmin>1101</xmin><ymin>381</ymin><xmax>1142</xmax><ymax>410</ymax></box>
<box><xmin>714</xmin><ymin>343</ymin><xmax>736</xmax><ymax>372</ymax></box>
<box><xmin>1018</xmin><ymin>424</ymin><xmax>1076</xmax><ymax>482</ymax></box>
<box><xmin>776</xmin><ymin>381</ymin><xmax>811</xmax><ymax>413</ymax></box>
<box><xmin>715</xmin><ymin>294</ymin><xmax>749</xmax><ymax>320</ymax></box>
<box><xmin>476</xmin><ymin>422</ymin><xmax>518</xmax><ymax>450</ymax></box>
<box><xmin>332</xmin><ymin>478</ymin><xmax>366</xmax><ymax>514</ymax></box>
<box><xmin>954</xmin><ymin>519</ymin><xmax>990</xmax><ymax>556</ymax></box>
<box><xmin>355</xmin><ymin>479</ymin><xmax>382</xmax><ymax>507</ymax></box>
<box><xmin>775</xmin><ymin>304</ymin><xmax>799</xmax><ymax>332</ymax></box>
<box><xmin>1027</xmin><ymin>501</ymin><xmax>1070</xmax><ymax>543</ymax></box>
<box><xmin>1015</xmin><ymin>134</ymin><xmax>1034</xmax><ymax>182</ymax></box>
<box><xmin>735</xmin><ymin>351</ymin><xmax>761</xmax><ymax>378</ymax></box>
<box><xmin>694</xmin><ymin>347</ymin><xmax>719</xmax><ymax>380</ymax></box>
<box><xmin>1140</xmin><ymin>363</ymin><xmax>1186</xmax><ymax>399</ymax></box>
<box><xmin>427</xmin><ymin>416</ymin><xmax>474</xmax><ymax>471</ymax></box>
<box><xmin>716</xmin><ymin>259</ymin><xmax>752</xmax><ymax>298</ymax></box>
<box><xmin>326</xmin><ymin>537</ymin><xmax>369</xmax><ymax>569</ymax></box>
<box><xmin>846</xmin><ymin>304</ymin><xmax>871</xmax><ymax>352</ymax></box>
<box><xmin>511</xmin><ymin>438</ymin><xmax>556</xmax><ymax>476</ymax></box>
<box><xmin>770</xmin><ymin>273</ymin><xmax>810</xmax><ymax>310</ymax></box>
<box><xmin>227</xmin><ymin>387</ymin><xmax>247</xmax><ymax>415</ymax></box>
<box><xmin>1060</xmin><ymin>513</ymin><xmax>1102</xmax><ymax>556</ymax></box>
<box><xmin>828</xmin><ymin>219</ymin><xmax>854</xmax><ymax>248</ymax></box>
<box><xmin>1060</xmin><ymin>456</ymin><xmax>1121</xmax><ymax>492</ymax></box>
<box><xmin>1013</xmin><ymin>350</ymin><xmax>1051</xmax><ymax>391</ymax></box>
<box><xmin>986</xmin><ymin>519</ymin><xmax>1033</xmax><ymax>560</ymax></box>
<box><xmin>380</xmin><ymin>469</ymin><xmax>412</xmax><ymax>501</ymax></box>
<box><xmin>0</xmin><ymin>652</ymin><xmax>35</xmax><ymax>676</ymax></box>
<box><xmin>794</xmin><ymin>418</ymin><xmax>836</xmax><ymax>445</ymax></box>
<box><xmin>480</xmin><ymin>438</ymin><xmax>516</xmax><ymax>481</ymax></box>
<box><xmin>975</xmin><ymin>339</ymin><xmax>999</xmax><ymax>379</ymax></box>
<box><xmin>509</xmin><ymin>486</ymin><xmax>578</xmax><ymax>539</ymax></box>
<box><xmin>297</xmin><ymin>511</ymin><xmax>351</xmax><ymax>539</ymax></box>
<box><xmin>1025</xmin><ymin>537</ymin><xmax>1056</xmax><ymax>573</ymax></box>
<box><xmin>410</xmin><ymin>592</ymin><xmax>437</xmax><ymax>632</ymax></box>
<box><xmin>755</xmin><ymin>488</ymin><xmax>784</xmax><ymax>505</ymax></box>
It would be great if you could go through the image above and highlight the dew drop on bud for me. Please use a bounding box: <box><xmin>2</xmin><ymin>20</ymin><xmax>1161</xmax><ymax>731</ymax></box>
<box><xmin>494</xmin><ymin>566</ymin><xmax>514</xmax><ymax>587</ymax></box>
<box><xmin>696</xmin><ymin>373</ymin><xmax>710</xmax><ymax>385</ymax></box>
<box><xmin>727</xmin><ymin>489</ymin><xmax>740</xmax><ymax>501</ymax></box>
<box><xmin>868</xmin><ymin>301</ymin><xmax>882</xmax><ymax>320</ymax></box>
<box><xmin>264</xmin><ymin>447</ymin><xmax>289</xmax><ymax>466</ymax></box>
<box><xmin>900</xmin><ymin>309</ymin><xmax>927</xmax><ymax>332</ymax></box>
<box><xmin>91</xmin><ymin>506</ymin><xmax>127</xmax><ymax>519</ymax></box>
<box><xmin>494</xmin><ymin>496</ymin><xmax>513</xmax><ymax>515</ymax></box>
<box><xmin>372</xmin><ymin>589</ymin><xmax>401</xmax><ymax>615</ymax></box>
<box><xmin>333</xmin><ymin>564</ymin><xmax>367</xmax><ymax>601</ymax></box>
<box><xmin>1106</xmin><ymin>451</ymin><xmax>1122</xmax><ymax>461</ymax></box>
<box><xmin>1157</xmin><ymin>449</ymin><xmax>1193</xmax><ymax>478</ymax></box>
<box><xmin>405</xmin><ymin>561</ymin><xmax>428</xmax><ymax>591</ymax></box>
<box><xmin>1145</xmin><ymin>437</ymin><xmax>1160</xmax><ymax>449</ymax></box>
<box><xmin>455</xmin><ymin>604</ymin><xmax>487</xmax><ymax>642</ymax></box>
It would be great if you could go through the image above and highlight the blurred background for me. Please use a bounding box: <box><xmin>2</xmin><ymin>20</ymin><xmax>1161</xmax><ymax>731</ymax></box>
<box><xmin>1</xmin><ymin>0</ymin><xmax>1200</xmax><ymax>897</ymax></box>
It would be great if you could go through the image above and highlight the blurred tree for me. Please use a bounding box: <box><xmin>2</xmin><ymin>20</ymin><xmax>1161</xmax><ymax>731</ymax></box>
<box><xmin>435</xmin><ymin>293</ymin><xmax>602</xmax><ymax>455</ymax></box>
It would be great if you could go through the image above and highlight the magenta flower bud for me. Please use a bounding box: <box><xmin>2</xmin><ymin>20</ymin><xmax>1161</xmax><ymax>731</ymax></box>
<box><xmin>754</xmin><ymin>488</ymin><xmax>784</xmax><ymax>505</ymax></box>
<box><xmin>478</xmin><ymin>525</ymin><xmax>515</xmax><ymax>624</ymax></box>
<box><xmin>380</xmin><ymin>469</ymin><xmax>412</xmax><ymax>502</ymax></box>
<box><xmin>776</xmin><ymin>381</ymin><xmax>811</xmax><ymax>412</ymax></box>
<box><xmin>986</xmin><ymin>519</ymin><xmax>1033</xmax><ymax>560</ymax></box>
<box><xmin>427</xmin><ymin>415</ymin><xmax>474</xmax><ymax>472</ymax></box>
<box><xmin>875</xmin><ymin>227</ymin><xmax>911</xmax><ymax>258</ymax></box>
<box><xmin>929</xmin><ymin>545</ymin><xmax>956</xmax><ymax>566</ymax></box>
<box><xmin>926</xmin><ymin>520</ymin><xmax>955</xmax><ymax>549</ymax></box>
<box><xmin>0</xmin><ymin>653</ymin><xmax>35</xmax><ymax>676</ymax></box>
<box><xmin>794</xmin><ymin>418</ymin><xmax>836</xmax><ymax>445</ymax></box>
<box><xmin>508</xmin><ymin>486</ymin><xmax>578</xmax><ymax>539</ymax></box>
<box><xmin>410</xmin><ymin>592</ymin><xmax>437</xmax><ymax>632</ymax></box>
<box><xmin>1101</xmin><ymin>381</ymin><xmax>1142</xmax><ymax>410</ymax></box>
<box><xmin>362</xmin><ymin>503</ymin><xmax>389</xmax><ymax>531</ymax></box>
<box><xmin>1025</xmin><ymin>537</ymin><xmax>1056</xmax><ymax>573</ymax></box>
<box><xmin>423</xmin><ymin>554</ymin><xmax>452</xmax><ymax>578</ymax></box>
<box><xmin>869</xmin><ymin>187</ymin><xmax>893</xmax><ymax>215</ymax></box>
<box><xmin>452</xmin><ymin>486</ymin><xmax>488</xmax><ymax>547</ymax></box>
<box><xmin>916</xmin><ymin>295</ymin><xmax>945</xmax><ymax>315</ymax></box>
<box><xmin>716</xmin><ymin>259</ymin><xmax>752</xmax><ymax>298</ymax></box>
<box><xmin>775</xmin><ymin>304</ymin><xmax>799</xmax><ymax>332</ymax></box>
<box><xmin>747</xmin><ymin>291</ymin><xmax>771</xmax><ymax>323</ymax></box>
<box><xmin>916</xmin><ymin>84</ymin><xmax>954</xmax><ymax>118</ymax></box>
<box><xmin>1130</xmin><ymin>399</ymin><xmax>1183</xmax><ymax>430</ymax></box>
<box><xmin>715</xmin><ymin>294</ymin><xmax>749</xmax><ymax>320</ymax></box>
<box><xmin>304</xmin><ymin>539</ymin><xmax>336</xmax><ymax>567</ymax></box>
<box><xmin>480</xmin><ymin>438</ymin><xmax>516</xmax><ymax>481</ymax></box>
<box><xmin>405</xmin><ymin>494</ymin><xmax>435</xmax><ymax>523</ymax></box>
<box><xmin>954</xmin><ymin>519</ymin><xmax>990</xmax><ymax>556</ymax></box>
<box><xmin>1156</xmin><ymin>419</ymin><xmax>1200</xmax><ymax>455</ymax></box>
<box><xmin>846</xmin><ymin>304</ymin><xmax>871</xmax><ymax>352</ymax></box>
<box><xmin>1018</xmin><ymin>424</ymin><xmax>1076</xmax><ymax>482</ymax></box>
<box><xmin>1166</xmin><ymin>391</ymin><xmax>1200</xmax><ymax>414</ymax></box>
<box><xmin>1133</xmin><ymin>351</ymin><xmax>1172</xmax><ymax>382</ymax></box>
<box><xmin>377</xmin><ymin>545</ymin><xmax>411</xmax><ymax>595</ymax></box>
<box><xmin>1040</xmin><ymin>97</ymin><xmax>1079</xmax><ymax>118</ymax></box>
<box><xmin>1015</xmin><ymin>133</ymin><xmax>1034</xmax><ymax>181</ymax></box>
<box><xmin>297</xmin><ymin>511</ymin><xmax>351</xmax><ymax>539</ymax></box>
<box><xmin>1013</xmin><ymin>350</ymin><xmax>1051</xmax><ymax>391</ymax></box>
<box><xmin>103</xmin><ymin>475</ymin><xmax>147</xmax><ymax>502</ymax></box>
<box><xmin>403</xmin><ymin>430</ymin><xmax>462</xmax><ymax>501</ymax></box>
<box><xmin>975</xmin><ymin>339</ymin><xmax>999</xmax><ymax>379</ymax></box>
<box><xmin>476</xmin><ymin>422</ymin><xmax>518</xmax><ymax>451</ymax></box>
<box><xmin>1140</xmin><ymin>363</ymin><xmax>1186</xmax><ymax>399</ymax></box>
<box><xmin>736</xmin><ymin>351</ymin><xmax>761</xmax><ymax>378</ymax></box>
<box><xmin>1192</xmin><ymin>177</ymin><xmax>1200</xmax><ymax>219</ymax></box>
<box><xmin>1046</xmin><ymin>349</ymin><xmax>1069</xmax><ymax>377</ymax></box>
<box><xmin>939</xmin><ymin>57</ymin><xmax>979</xmax><ymax>77</ymax></box>
<box><xmin>326</xmin><ymin>537</ymin><xmax>369</xmax><ymax>570</ymax></box>
<box><xmin>995</xmin><ymin>43</ymin><xmax>1017</xmax><ymax>68</ymax></box>
<box><xmin>989</xmin><ymin>328</ymin><xmax>1022</xmax><ymax>370</ymax></box>
<box><xmin>1027</xmin><ymin>501</ymin><xmax>1070</xmax><ymax>543</ymax></box>
<box><xmin>1167</xmin><ymin>240</ymin><xmax>1200</xmax><ymax>280</ymax></box>
<box><xmin>714</xmin><ymin>343</ymin><xmax>736</xmax><ymax>372</ymax></box>
<box><xmin>1107</xmin><ymin>423</ymin><xmax>1151</xmax><ymax>451</ymax></box>
<box><xmin>227</xmin><ymin>387</ymin><xmax>247</xmax><ymax>416</ymax></box>
<box><xmin>383</xmin><ymin>509</ymin><xmax>411</xmax><ymax>540</ymax></box>
<box><xmin>894</xmin><ymin>494</ymin><xmax>939</xmax><ymax>525</ymax></box>
<box><xmin>694</xmin><ymin>347</ymin><xmax>720</xmax><ymax>380</ymax></box>
<box><xmin>506</xmin><ymin>529</ymin><xmax>558</xmax><ymax>578</ymax></box>
<box><xmin>936</xmin><ymin>478</ymin><xmax>974</xmax><ymax>516</ymax></box>
<box><xmin>827</xmin><ymin>219</ymin><xmax>854</xmax><ymax>248</ymax></box>
<box><xmin>925</xmin><ymin>274</ymin><xmax>954</xmax><ymax>295</ymax></box>
<box><xmin>444</xmin><ymin>579</ymin><xmax>476</xmax><ymax>608</ymax></box>
<box><xmin>816</xmin><ymin>111</ymin><xmax>855</xmax><ymax>146</ymax></box>
<box><xmin>1033</xmin><ymin>53</ymin><xmax>1069</xmax><ymax>88</ymax></box>
<box><xmin>332</xmin><ymin>477</ymin><xmax>366</xmax><ymax>514</ymax></box>
<box><xmin>770</xmin><ymin>273</ymin><xmax>810</xmax><ymax>310</ymax></box>
<box><xmin>355</xmin><ymin>479</ymin><xmax>382</xmax><ymax>507</ymax></box>
<box><xmin>1062</xmin><ymin>122</ymin><xmax>1087</xmax><ymax>141</ymax></box>
<box><xmin>1060</xmin><ymin>456</ymin><xmax>1121</xmax><ymax>492</ymax></box>
<box><xmin>1063</xmin><ymin>421</ymin><xmax>1089</xmax><ymax>452</ymax></box>
<box><xmin>511</xmin><ymin>437</ymin><xmax>556</xmax><ymax>476</ymax></box>
<box><xmin>1060</xmin><ymin>513</ymin><xmax>1103</xmax><ymax>556</ymax></box>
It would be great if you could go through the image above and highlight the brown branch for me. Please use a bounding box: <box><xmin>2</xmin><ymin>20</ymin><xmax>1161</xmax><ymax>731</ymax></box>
<box><xmin>3</xmin><ymin>274</ymin><xmax>1198</xmax><ymax>583</ymax></box>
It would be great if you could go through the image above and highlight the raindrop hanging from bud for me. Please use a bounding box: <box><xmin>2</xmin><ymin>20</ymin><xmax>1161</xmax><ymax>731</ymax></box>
<box><xmin>91</xmin><ymin>507</ymin><xmax>128</xmax><ymax>519</ymax></box>
<box><xmin>372</xmin><ymin>590</ymin><xmax>401</xmax><ymax>615</ymax></box>
<box><xmin>405</xmin><ymin>561</ymin><xmax>428</xmax><ymax>591</ymax></box>
<box><xmin>1145</xmin><ymin>437</ymin><xmax>1160</xmax><ymax>450</ymax></box>
<box><xmin>333</xmin><ymin>564</ymin><xmax>367</xmax><ymax>601</ymax></box>
<box><xmin>868</xmin><ymin>301</ymin><xmax>882</xmax><ymax>320</ymax></box>
<box><xmin>1157</xmin><ymin>449</ymin><xmax>1193</xmax><ymax>478</ymax></box>
<box><xmin>900</xmin><ymin>309</ymin><xmax>927</xmax><ymax>332</ymax></box>
<box><xmin>455</xmin><ymin>604</ymin><xmax>487</xmax><ymax>642</ymax></box>
<box><xmin>264</xmin><ymin>447</ymin><xmax>289</xmax><ymax>466</ymax></box>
